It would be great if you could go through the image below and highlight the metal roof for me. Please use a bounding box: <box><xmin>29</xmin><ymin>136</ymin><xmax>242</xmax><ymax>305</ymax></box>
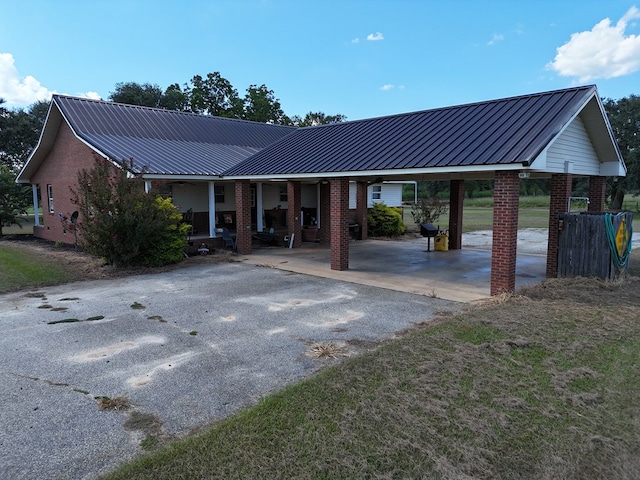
<box><xmin>53</xmin><ymin>95</ymin><xmax>296</xmax><ymax>175</ymax></box>
<box><xmin>223</xmin><ymin>85</ymin><xmax>600</xmax><ymax>177</ymax></box>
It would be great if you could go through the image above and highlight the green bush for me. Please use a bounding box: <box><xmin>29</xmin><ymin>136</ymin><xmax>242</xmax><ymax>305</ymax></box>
<box><xmin>73</xmin><ymin>157</ymin><xmax>188</xmax><ymax>267</ymax></box>
<box><xmin>367</xmin><ymin>202</ymin><xmax>405</xmax><ymax>237</ymax></box>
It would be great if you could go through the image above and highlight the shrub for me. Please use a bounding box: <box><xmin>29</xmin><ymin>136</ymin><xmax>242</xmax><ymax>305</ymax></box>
<box><xmin>72</xmin><ymin>157</ymin><xmax>188</xmax><ymax>267</ymax></box>
<box><xmin>410</xmin><ymin>198</ymin><xmax>447</xmax><ymax>227</ymax></box>
<box><xmin>367</xmin><ymin>202</ymin><xmax>405</xmax><ymax>237</ymax></box>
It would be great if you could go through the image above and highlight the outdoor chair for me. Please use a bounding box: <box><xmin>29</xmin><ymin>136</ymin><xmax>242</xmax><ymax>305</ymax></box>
<box><xmin>221</xmin><ymin>228</ymin><xmax>236</xmax><ymax>251</ymax></box>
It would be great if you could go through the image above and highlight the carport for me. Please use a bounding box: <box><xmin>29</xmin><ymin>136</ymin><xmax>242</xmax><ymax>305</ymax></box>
<box><xmin>225</xmin><ymin>85</ymin><xmax>625</xmax><ymax>295</ymax></box>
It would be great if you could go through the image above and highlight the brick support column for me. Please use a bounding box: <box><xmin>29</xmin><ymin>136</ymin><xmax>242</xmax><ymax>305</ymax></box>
<box><xmin>448</xmin><ymin>179</ymin><xmax>464</xmax><ymax>250</ymax></box>
<box><xmin>355</xmin><ymin>181</ymin><xmax>368</xmax><ymax>240</ymax></box>
<box><xmin>286</xmin><ymin>180</ymin><xmax>302</xmax><ymax>247</ymax></box>
<box><xmin>318</xmin><ymin>182</ymin><xmax>330</xmax><ymax>243</ymax></box>
<box><xmin>235</xmin><ymin>180</ymin><xmax>252</xmax><ymax>254</ymax></box>
<box><xmin>546</xmin><ymin>173</ymin><xmax>572</xmax><ymax>278</ymax></box>
<box><xmin>588</xmin><ymin>176</ymin><xmax>607</xmax><ymax>212</ymax></box>
<box><xmin>490</xmin><ymin>172</ymin><xmax>520</xmax><ymax>295</ymax></box>
<box><xmin>330</xmin><ymin>177</ymin><xmax>350</xmax><ymax>271</ymax></box>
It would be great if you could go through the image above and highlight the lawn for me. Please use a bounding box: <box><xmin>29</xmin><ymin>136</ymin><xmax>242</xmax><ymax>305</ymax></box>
<box><xmin>0</xmin><ymin>243</ymin><xmax>72</xmax><ymax>290</ymax></box>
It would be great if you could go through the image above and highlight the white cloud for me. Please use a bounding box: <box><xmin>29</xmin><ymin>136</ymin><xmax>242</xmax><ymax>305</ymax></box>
<box><xmin>82</xmin><ymin>91</ymin><xmax>102</xmax><ymax>101</ymax></box>
<box><xmin>367</xmin><ymin>32</ymin><xmax>384</xmax><ymax>41</ymax></box>
<box><xmin>547</xmin><ymin>6</ymin><xmax>640</xmax><ymax>82</ymax></box>
<box><xmin>380</xmin><ymin>84</ymin><xmax>394</xmax><ymax>91</ymax></box>
<box><xmin>487</xmin><ymin>34</ymin><xmax>504</xmax><ymax>45</ymax></box>
<box><xmin>351</xmin><ymin>37</ymin><xmax>360</xmax><ymax>43</ymax></box>
<box><xmin>0</xmin><ymin>53</ymin><xmax>55</xmax><ymax>107</ymax></box>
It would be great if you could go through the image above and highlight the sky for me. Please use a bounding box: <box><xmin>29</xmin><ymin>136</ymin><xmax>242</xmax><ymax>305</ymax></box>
<box><xmin>1</xmin><ymin>0</ymin><xmax>640</xmax><ymax>121</ymax></box>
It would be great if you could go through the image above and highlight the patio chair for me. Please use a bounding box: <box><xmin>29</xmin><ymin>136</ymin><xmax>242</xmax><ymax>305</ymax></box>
<box><xmin>221</xmin><ymin>228</ymin><xmax>236</xmax><ymax>251</ymax></box>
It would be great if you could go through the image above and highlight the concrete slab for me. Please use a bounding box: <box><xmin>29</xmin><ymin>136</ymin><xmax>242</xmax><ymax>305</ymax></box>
<box><xmin>239</xmin><ymin>234</ymin><xmax>548</xmax><ymax>302</ymax></box>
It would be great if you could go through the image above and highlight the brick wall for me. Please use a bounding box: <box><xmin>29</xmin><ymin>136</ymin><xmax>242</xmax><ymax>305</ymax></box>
<box><xmin>318</xmin><ymin>182</ymin><xmax>331</xmax><ymax>243</ymax></box>
<box><xmin>490</xmin><ymin>171</ymin><xmax>520</xmax><ymax>295</ymax></box>
<box><xmin>286</xmin><ymin>181</ymin><xmax>302</xmax><ymax>247</ymax></box>
<box><xmin>30</xmin><ymin>121</ymin><xmax>98</xmax><ymax>244</ymax></box>
<box><xmin>355</xmin><ymin>181</ymin><xmax>368</xmax><ymax>240</ymax></box>
<box><xmin>330</xmin><ymin>177</ymin><xmax>349</xmax><ymax>270</ymax></box>
<box><xmin>546</xmin><ymin>173</ymin><xmax>572</xmax><ymax>277</ymax></box>
<box><xmin>235</xmin><ymin>180</ymin><xmax>252</xmax><ymax>254</ymax></box>
<box><xmin>588</xmin><ymin>176</ymin><xmax>607</xmax><ymax>212</ymax></box>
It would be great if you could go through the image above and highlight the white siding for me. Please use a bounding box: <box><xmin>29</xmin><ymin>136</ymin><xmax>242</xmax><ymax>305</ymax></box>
<box><xmin>349</xmin><ymin>182</ymin><xmax>404</xmax><ymax>208</ymax></box>
<box><xmin>546</xmin><ymin>116</ymin><xmax>600</xmax><ymax>175</ymax></box>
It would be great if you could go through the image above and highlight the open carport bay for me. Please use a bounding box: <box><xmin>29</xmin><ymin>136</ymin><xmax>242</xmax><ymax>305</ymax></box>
<box><xmin>0</xmin><ymin>262</ymin><xmax>463</xmax><ymax>480</ymax></box>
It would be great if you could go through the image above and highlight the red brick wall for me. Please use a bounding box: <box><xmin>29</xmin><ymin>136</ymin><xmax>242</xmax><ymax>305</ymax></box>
<box><xmin>355</xmin><ymin>181</ymin><xmax>368</xmax><ymax>240</ymax></box>
<box><xmin>588</xmin><ymin>176</ymin><xmax>607</xmax><ymax>212</ymax></box>
<box><xmin>235</xmin><ymin>180</ymin><xmax>252</xmax><ymax>254</ymax></box>
<box><xmin>448</xmin><ymin>179</ymin><xmax>464</xmax><ymax>250</ymax></box>
<box><xmin>286</xmin><ymin>181</ymin><xmax>302</xmax><ymax>247</ymax></box>
<box><xmin>30</xmin><ymin>121</ymin><xmax>98</xmax><ymax>244</ymax></box>
<box><xmin>546</xmin><ymin>173</ymin><xmax>572</xmax><ymax>277</ymax></box>
<box><xmin>330</xmin><ymin>177</ymin><xmax>349</xmax><ymax>270</ymax></box>
<box><xmin>318</xmin><ymin>182</ymin><xmax>331</xmax><ymax>243</ymax></box>
<box><xmin>490</xmin><ymin>171</ymin><xmax>520</xmax><ymax>295</ymax></box>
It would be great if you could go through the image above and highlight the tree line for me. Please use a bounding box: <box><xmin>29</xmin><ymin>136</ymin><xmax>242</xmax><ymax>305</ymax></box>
<box><xmin>108</xmin><ymin>72</ymin><xmax>346</xmax><ymax>126</ymax></box>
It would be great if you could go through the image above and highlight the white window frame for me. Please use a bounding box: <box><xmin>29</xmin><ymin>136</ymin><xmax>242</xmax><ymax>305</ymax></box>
<box><xmin>47</xmin><ymin>184</ymin><xmax>54</xmax><ymax>213</ymax></box>
<box><xmin>372</xmin><ymin>184</ymin><xmax>382</xmax><ymax>201</ymax></box>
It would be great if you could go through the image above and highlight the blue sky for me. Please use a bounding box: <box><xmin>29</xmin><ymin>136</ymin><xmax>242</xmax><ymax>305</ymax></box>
<box><xmin>1</xmin><ymin>0</ymin><xmax>639</xmax><ymax>120</ymax></box>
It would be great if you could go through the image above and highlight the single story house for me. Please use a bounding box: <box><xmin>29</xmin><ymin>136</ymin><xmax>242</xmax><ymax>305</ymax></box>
<box><xmin>17</xmin><ymin>85</ymin><xmax>625</xmax><ymax>294</ymax></box>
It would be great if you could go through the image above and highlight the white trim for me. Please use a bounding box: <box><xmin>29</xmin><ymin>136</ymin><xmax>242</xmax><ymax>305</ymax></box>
<box><xmin>208</xmin><ymin>181</ymin><xmax>217</xmax><ymax>238</ymax></box>
<box><xmin>32</xmin><ymin>185</ymin><xmax>40</xmax><ymax>226</ymax></box>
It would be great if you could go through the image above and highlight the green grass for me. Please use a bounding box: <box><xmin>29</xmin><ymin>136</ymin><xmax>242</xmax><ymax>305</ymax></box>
<box><xmin>103</xmin><ymin>271</ymin><xmax>640</xmax><ymax>479</ymax></box>
<box><xmin>0</xmin><ymin>244</ymin><xmax>71</xmax><ymax>291</ymax></box>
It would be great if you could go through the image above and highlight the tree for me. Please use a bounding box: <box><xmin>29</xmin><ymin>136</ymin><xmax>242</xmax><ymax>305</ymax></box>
<box><xmin>72</xmin><ymin>156</ymin><xmax>189</xmax><ymax>267</ymax></box>
<box><xmin>160</xmin><ymin>83</ymin><xmax>188</xmax><ymax>111</ymax></box>
<box><xmin>186</xmin><ymin>72</ymin><xmax>243</xmax><ymax>117</ymax></box>
<box><xmin>242</xmin><ymin>84</ymin><xmax>289</xmax><ymax>124</ymax></box>
<box><xmin>0</xmin><ymin>99</ymin><xmax>48</xmax><ymax>169</ymax></box>
<box><xmin>109</xmin><ymin>82</ymin><xmax>164</xmax><ymax>107</ymax></box>
<box><xmin>603</xmin><ymin>94</ymin><xmax>640</xmax><ymax>209</ymax></box>
<box><xmin>292</xmin><ymin>111</ymin><xmax>347</xmax><ymax>126</ymax></box>
<box><xmin>0</xmin><ymin>165</ymin><xmax>32</xmax><ymax>236</ymax></box>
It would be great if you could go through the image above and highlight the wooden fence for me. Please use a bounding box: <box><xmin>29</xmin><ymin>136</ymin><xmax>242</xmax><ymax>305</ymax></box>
<box><xmin>557</xmin><ymin>212</ymin><xmax>633</xmax><ymax>280</ymax></box>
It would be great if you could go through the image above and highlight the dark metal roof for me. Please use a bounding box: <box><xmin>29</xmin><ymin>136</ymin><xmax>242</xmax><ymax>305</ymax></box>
<box><xmin>223</xmin><ymin>85</ymin><xmax>598</xmax><ymax>176</ymax></box>
<box><xmin>54</xmin><ymin>95</ymin><xmax>296</xmax><ymax>175</ymax></box>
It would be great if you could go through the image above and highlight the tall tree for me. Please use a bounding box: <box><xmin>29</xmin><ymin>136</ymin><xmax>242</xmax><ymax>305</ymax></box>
<box><xmin>0</xmin><ymin>99</ymin><xmax>48</xmax><ymax>169</ymax></box>
<box><xmin>603</xmin><ymin>95</ymin><xmax>640</xmax><ymax>209</ymax></box>
<box><xmin>160</xmin><ymin>83</ymin><xmax>188</xmax><ymax>111</ymax></box>
<box><xmin>0</xmin><ymin>164</ymin><xmax>32</xmax><ymax>236</ymax></box>
<box><xmin>109</xmin><ymin>82</ymin><xmax>164</xmax><ymax>107</ymax></box>
<box><xmin>293</xmin><ymin>111</ymin><xmax>347</xmax><ymax>126</ymax></box>
<box><xmin>242</xmin><ymin>84</ymin><xmax>289</xmax><ymax>124</ymax></box>
<box><xmin>186</xmin><ymin>72</ymin><xmax>242</xmax><ymax>117</ymax></box>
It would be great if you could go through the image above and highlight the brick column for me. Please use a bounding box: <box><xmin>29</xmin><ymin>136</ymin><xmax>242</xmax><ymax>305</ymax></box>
<box><xmin>235</xmin><ymin>180</ymin><xmax>252</xmax><ymax>254</ymax></box>
<box><xmin>588</xmin><ymin>176</ymin><xmax>607</xmax><ymax>212</ymax></box>
<box><xmin>546</xmin><ymin>173</ymin><xmax>572</xmax><ymax>278</ymax></box>
<box><xmin>355</xmin><ymin>181</ymin><xmax>368</xmax><ymax>240</ymax></box>
<box><xmin>286</xmin><ymin>180</ymin><xmax>302</xmax><ymax>247</ymax></box>
<box><xmin>318</xmin><ymin>182</ymin><xmax>331</xmax><ymax>243</ymax></box>
<box><xmin>330</xmin><ymin>177</ymin><xmax>350</xmax><ymax>270</ymax></box>
<box><xmin>490</xmin><ymin>172</ymin><xmax>520</xmax><ymax>295</ymax></box>
<box><xmin>448</xmin><ymin>179</ymin><xmax>464</xmax><ymax>250</ymax></box>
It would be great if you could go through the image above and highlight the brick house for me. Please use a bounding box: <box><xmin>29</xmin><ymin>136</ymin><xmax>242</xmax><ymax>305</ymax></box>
<box><xmin>17</xmin><ymin>85</ymin><xmax>626</xmax><ymax>294</ymax></box>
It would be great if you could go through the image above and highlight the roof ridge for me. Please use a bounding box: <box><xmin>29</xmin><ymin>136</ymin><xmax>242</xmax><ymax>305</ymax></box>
<box><xmin>303</xmin><ymin>84</ymin><xmax>597</xmax><ymax>130</ymax></box>
<box><xmin>52</xmin><ymin>94</ymin><xmax>297</xmax><ymax>130</ymax></box>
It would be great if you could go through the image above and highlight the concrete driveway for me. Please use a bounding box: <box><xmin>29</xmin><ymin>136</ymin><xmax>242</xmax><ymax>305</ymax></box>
<box><xmin>0</xmin><ymin>261</ymin><xmax>463</xmax><ymax>479</ymax></box>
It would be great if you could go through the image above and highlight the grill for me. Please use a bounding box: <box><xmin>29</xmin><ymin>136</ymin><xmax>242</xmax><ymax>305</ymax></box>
<box><xmin>420</xmin><ymin>223</ymin><xmax>439</xmax><ymax>251</ymax></box>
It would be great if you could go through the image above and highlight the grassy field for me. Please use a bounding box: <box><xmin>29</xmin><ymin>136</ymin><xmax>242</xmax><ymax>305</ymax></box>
<box><xmin>0</xmin><ymin>243</ymin><xmax>72</xmax><ymax>290</ymax></box>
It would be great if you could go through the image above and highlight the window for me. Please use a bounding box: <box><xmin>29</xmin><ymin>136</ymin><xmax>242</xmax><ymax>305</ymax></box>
<box><xmin>372</xmin><ymin>184</ymin><xmax>382</xmax><ymax>201</ymax></box>
<box><xmin>279</xmin><ymin>185</ymin><xmax>288</xmax><ymax>202</ymax></box>
<box><xmin>47</xmin><ymin>184</ymin><xmax>54</xmax><ymax>213</ymax></box>
<box><xmin>215</xmin><ymin>185</ymin><xmax>225</xmax><ymax>204</ymax></box>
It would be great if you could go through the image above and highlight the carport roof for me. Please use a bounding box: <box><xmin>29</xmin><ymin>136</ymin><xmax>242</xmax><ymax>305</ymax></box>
<box><xmin>222</xmin><ymin>85</ymin><xmax>617</xmax><ymax>178</ymax></box>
